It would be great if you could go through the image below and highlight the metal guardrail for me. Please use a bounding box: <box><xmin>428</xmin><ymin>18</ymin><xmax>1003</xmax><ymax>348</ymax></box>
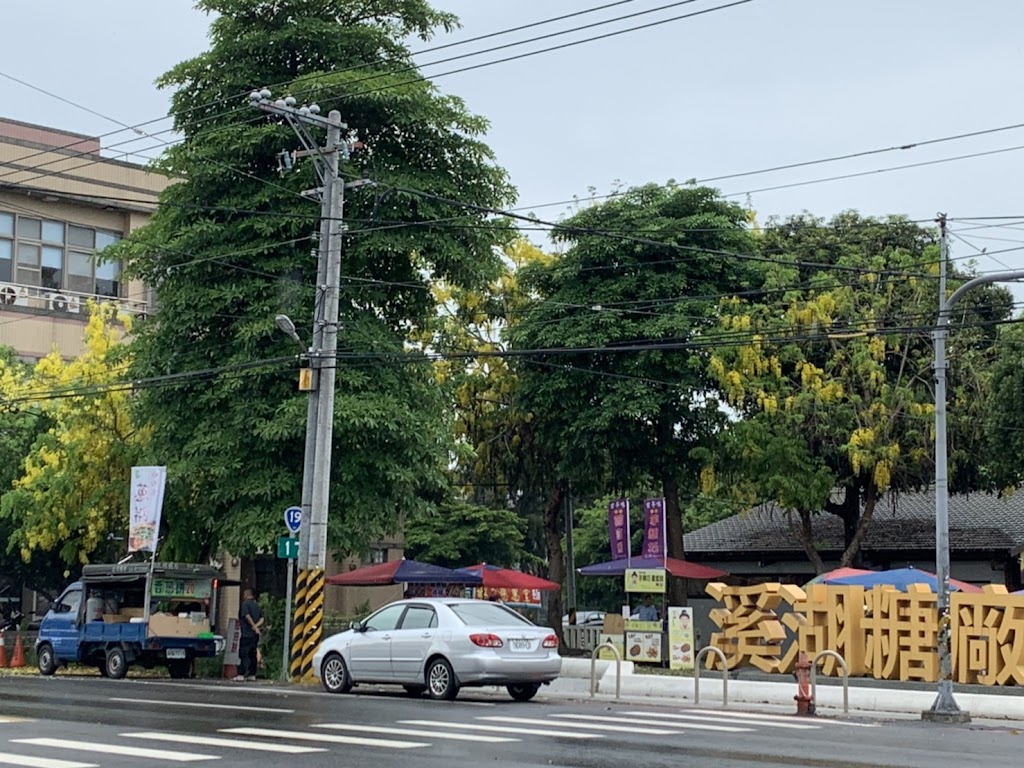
<box><xmin>810</xmin><ymin>650</ymin><xmax>849</xmax><ymax>714</ymax></box>
<box><xmin>694</xmin><ymin>646</ymin><xmax>728</xmax><ymax>706</ymax></box>
<box><xmin>590</xmin><ymin>640</ymin><xmax>621</xmax><ymax>699</ymax></box>
<box><xmin>564</xmin><ymin>625</ymin><xmax>603</xmax><ymax>652</ymax></box>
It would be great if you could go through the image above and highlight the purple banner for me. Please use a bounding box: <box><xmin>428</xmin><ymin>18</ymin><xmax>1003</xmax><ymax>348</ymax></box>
<box><xmin>642</xmin><ymin>498</ymin><xmax>666</xmax><ymax>561</ymax></box>
<box><xmin>607</xmin><ymin>499</ymin><xmax>631</xmax><ymax>561</ymax></box>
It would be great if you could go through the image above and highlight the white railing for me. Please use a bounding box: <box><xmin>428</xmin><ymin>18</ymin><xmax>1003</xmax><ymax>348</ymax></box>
<box><xmin>0</xmin><ymin>280</ymin><xmax>147</xmax><ymax>317</ymax></box>
<box><xmin>564</xmin><ymin>625</ymin><xmax>603</xmax><ymax>652</ymax></box>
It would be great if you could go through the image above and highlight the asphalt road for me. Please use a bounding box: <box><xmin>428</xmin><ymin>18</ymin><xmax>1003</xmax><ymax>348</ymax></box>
<box><xmin>0</xmin><ymin>674</ymin><xmax>1019</xmax><ymax>768</ymax></box>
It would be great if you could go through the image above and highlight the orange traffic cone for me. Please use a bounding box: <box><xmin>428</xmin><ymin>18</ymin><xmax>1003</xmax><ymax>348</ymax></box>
<box><xmin>9</xmin><ymin>633</ymin><xmax>25</xmax><ymax>668</ymax></box>
<box><xmin>0</xmin><ymin>631</ymin><xmax>7</xmax><ymax>668</ymax></box>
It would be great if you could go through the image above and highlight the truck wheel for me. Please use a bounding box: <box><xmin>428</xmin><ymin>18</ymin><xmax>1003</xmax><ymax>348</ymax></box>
<box><xmin>105</xmin><ymin>648</ymin><xmax>129</xmax><ymax>680</ymax></box>
<box><xmin>37</xmin><ymin>643</ymin><xmax>58</xmax><ymax>676</ymax></box>
<box><xmin>168</xmin><ymin>659</ymin><xmax>192</xmax><ymax>679</ymax></box>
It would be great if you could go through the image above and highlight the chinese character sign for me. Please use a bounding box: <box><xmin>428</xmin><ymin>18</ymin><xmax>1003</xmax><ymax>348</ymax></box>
<box><xmin>625</xmin><ymin>568</ymin><xmax>666</xmax><ymax>594</ymax></box>
<box><xmin>129</xmin><ymin>466</ymin><xmax>167</xmax><ymax>553</ymax></box>
<box><xmin>607</xmin><ymin>499</ymin><xmax>631</xmax><ymax>561</ymax></box>
<box><xmin>642</xmin><ymin>498</ymin><xmax>666</xmax><ymax>561</ymax></box>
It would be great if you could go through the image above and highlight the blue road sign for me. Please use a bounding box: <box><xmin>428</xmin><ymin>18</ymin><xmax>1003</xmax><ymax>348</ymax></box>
<box><xmin>284</xmin><ymin>505</ymin><xmax>302</xmax><ymax>533</ymax></box>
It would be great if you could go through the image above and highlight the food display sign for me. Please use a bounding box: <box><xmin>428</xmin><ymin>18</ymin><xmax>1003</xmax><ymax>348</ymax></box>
<box><xmin>625</xmin><ymin>568</ymin><xmax>666</xmax><ymax>594</ymax></box>
<box><xmin>597</xmin><ymin>633</ymin><xmax>625</xmax><ymax>661</ymax></box>
<box><xmin>668</xmin><ymin>606</ymin><xmax>695</xmax><ymax>671</ymax></box>
<box><xmin>151</xmin><ymin>578</ymin><xmax>212</xmax><ymax>600</ymax></box>
<box><xmin>472</xmin><ymin>587</ymin><xmax>542</xmax><ymax>605</ymax></box>
<box><xmin>625</xmin><ymin>630</ymin><xmax>662</xmax><ymax>663</ymax></box>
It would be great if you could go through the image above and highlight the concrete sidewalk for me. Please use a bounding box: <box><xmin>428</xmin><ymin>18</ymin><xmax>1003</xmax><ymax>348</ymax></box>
<box><xmin>552</xmin><ymin>657</ymin><xmax>1024</xmax><ymax>721</ymax></box>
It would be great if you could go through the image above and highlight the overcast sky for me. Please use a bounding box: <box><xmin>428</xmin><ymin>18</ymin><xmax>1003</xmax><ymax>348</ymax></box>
<box><xmin>4</xmin><ymin>0</ymin><xmax>1024</xmax><ymax>283</ymax></box>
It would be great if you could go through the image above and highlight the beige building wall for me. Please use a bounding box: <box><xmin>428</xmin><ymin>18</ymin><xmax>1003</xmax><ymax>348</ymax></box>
<box><xmin>0</xmin><ymin>117</ymin><xmax>167</xmax><ymax>361</ymax></box>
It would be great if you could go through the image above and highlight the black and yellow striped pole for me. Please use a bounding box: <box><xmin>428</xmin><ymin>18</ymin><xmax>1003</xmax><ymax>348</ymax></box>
<box><xmin>301</xmin><ymin>567</ymin><xmax>326</xmax><ymax>681</ymax></box>
<box><xmin>289</xmin><ymin>569</ymin><xmax>308</xmax><ymax>680</ymax></box>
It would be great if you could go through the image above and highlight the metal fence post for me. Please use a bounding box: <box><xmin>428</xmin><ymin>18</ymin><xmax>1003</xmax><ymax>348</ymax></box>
<box><xmin>590</xmin><ymin>640</ymin><xmax>622</xmax><ymax>699</ymax></box>
<box><xmin>810</xmin><ymin>650</ymin><xmax>849</xmax><ymax>715</ymax></box>
<box><xmin>694</xmin><ymin>646</ymin><xmax>728</xmax><ymax>706</ymax></box>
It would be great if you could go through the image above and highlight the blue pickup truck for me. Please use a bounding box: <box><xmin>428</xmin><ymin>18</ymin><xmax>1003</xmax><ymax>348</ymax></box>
<box><xmin>37</xmin><ymin>562</ymin><xmax>225</xmax><ymax>679</ymax></box>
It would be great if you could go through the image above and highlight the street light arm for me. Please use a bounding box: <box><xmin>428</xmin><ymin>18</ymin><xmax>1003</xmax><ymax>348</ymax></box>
<box><xmin>942</xmin><ymin>271</ymin><xmax>1024</xmax><ymax>317</ymax></box>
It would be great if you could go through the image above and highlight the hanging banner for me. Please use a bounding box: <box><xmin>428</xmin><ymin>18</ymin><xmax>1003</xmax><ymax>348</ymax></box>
<box><xmin>668</xmin><ymin>607</ymin><xmax>695</xmax><ymax>671</ymax></box>
<box><xmin>625</xmin><ymin>568</ymin><xmax>666</xmax><ymax>594</ymax></box>
<box><xmin>473</xmin><ymin>587</ymin><xmax>542</xmax><ymax>606</ymax></box>
<box><xmin>128</xmin><ymin>466</ymin><xmax>167</xmax><ymax>553</ymax></box>
<box><xmin>607</xmin><ymin>499</ymin><xmax>631</xmax><ymax>561</ymax></box>
<box><xmin>642</xmin><ymin>498</ymin><xmax>666</xmax><ymax>560</ymax></box>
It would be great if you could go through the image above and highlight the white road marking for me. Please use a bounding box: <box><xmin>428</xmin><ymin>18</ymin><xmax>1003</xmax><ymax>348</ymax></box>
<box><xmin>221</xmin><ymin>727</ymin><xmax>426</xmax><ymax>749</ymax></box>
<box><xmin>550</xmin><ymin>713</ymin><xmax>756</xmax><ymax>733</ymax></box>
<box><xmin>0</xmin><ymin>720</ymin><xmax>29</xmax><ymax>725</ymax></box>
<box><xmin>675</xmin><ymin>709</ymin><xmax>879</xmax><ymax>727</ymax></box>
<box><xmin>398</xmin><ymin>720</ymin><xmax>600</xmax><ymax>740</ymax></box>
<box><xmin>124</xmin><ymin>732</ymin><xmax>327</xmax><ymax>753</ymax></box>
<box><xmin>12</xmin><ymin>739</ymin><xmax>214</xmax><ymax>763</ymax></box>
<box><xmin>109</xmin><ymin>697</ymin><xmax>294</xmax><ymax>714</ymax></box>
<box><xmin>314</xmin><ymin>723</ymin><xmax>517</xmax><ymax>743</ymax></box>
<box><xmin>0</xmin><ymin>755</ymin><xmax>97</xmax><ymax>768</ymax></box>
<box><xmin>477</xmin><ymin>716</ymin><xmax>679</xmax><ymax>735</ymax></box>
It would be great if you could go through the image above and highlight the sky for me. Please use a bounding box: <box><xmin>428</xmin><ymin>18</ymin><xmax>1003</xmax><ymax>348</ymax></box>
<box><xmin>3</xmin><ymin>0</ymin><xmax>1024</xmax><ymax>284</ymax></box>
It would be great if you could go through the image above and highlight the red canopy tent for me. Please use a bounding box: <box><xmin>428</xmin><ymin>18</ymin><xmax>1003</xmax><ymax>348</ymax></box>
<box><xmin>325</xmin><ymin>559</ymin><xmax>481</xmax><ymax>586</ymax></box>
<box><xmin>457</xmin><ymin>564</ymin><xmax>559</xmax><ymax>606</ymax></box>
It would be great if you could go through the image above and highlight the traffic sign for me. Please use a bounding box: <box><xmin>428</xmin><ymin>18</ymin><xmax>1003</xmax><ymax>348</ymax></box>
<box><xmin>284</xmin><ymin>505</ymin><xmax>302</xmax><ymax>533</ymax></box>
<box><xmin>277</xmin><ymin>536</ymin><xmax>299</xmax><ymax>560</ymax></box>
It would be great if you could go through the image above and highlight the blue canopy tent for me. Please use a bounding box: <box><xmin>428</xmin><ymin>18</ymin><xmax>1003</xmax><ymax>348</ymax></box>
<box><xmin>578</xmin><ymin>556</ymin><xmax>727</xmax><ymax>580</ymax></box>
<box><xmin>824</xmin><ymin>566</ymin><xmax>981</xmax><ymax>593</ymax></box>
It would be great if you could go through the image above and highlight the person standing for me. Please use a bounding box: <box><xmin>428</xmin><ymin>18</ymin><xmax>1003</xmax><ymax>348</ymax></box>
<box><xmin>235</xmin><ymin>588</ymin><xmax>263</xmax><ymax>682</ymax></box>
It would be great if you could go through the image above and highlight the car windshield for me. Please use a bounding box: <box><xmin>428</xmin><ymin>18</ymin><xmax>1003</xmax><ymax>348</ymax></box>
<box><xmin>448</xmin><ymin>602</ymin><xmax>534</xmax><ymax>627</ymax></box>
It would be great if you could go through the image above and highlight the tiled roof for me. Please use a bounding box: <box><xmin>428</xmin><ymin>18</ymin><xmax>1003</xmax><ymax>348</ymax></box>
<box><xmin>684</xmin><ymin>491</ymin><xmax>1024</xmax><ymax>557</ymax></box>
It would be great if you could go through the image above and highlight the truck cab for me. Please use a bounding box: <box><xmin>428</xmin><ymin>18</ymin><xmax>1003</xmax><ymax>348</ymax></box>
<box><xmin>37</xmin><ymin>562</ymin><xmax>225</xmax><ymax>679</ymax></box>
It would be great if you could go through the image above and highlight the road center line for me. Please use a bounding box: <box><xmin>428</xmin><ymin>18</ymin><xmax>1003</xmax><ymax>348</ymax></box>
<box><xmin>398</xmin><ymin>720</ymin><xmax>600</xmax><ymax>740</ymax></box>
<box><xmin>123</xmin><ymin>732</ymin><xmax>327</xmax><ymax>753</ymax></box>
<box><xmin>109</xmin><ymin>697</ymin><xmax>294</xmax><ymax>714</ymax></box>
<box><xmin>314</xmin><ymin>723</ymin><xmax>517</xmax><ymax>743</ymax></box>
<box><xmin>12</xmin><ymin>739</ymin><xmax>214</xmax><ymax>763</ymax></box>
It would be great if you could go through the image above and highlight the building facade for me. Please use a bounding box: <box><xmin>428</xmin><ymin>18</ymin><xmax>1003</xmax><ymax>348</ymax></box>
<box><xmin>0</xmin><ymin>117</ymin><xmax>170</xmax><ymax>360</ymax></box>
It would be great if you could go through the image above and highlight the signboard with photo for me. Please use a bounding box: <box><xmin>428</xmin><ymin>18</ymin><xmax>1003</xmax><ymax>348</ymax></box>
<box><xmin>668</xmin><ymin>606</ymin><xmax>695</xmax><ymax>671</ymax></box>
<box><xmin>128</xmin><ymin>466</ymin><xmax>167</xmax><ymax>553</ymax></box>
<box><xmin>625</xmin><ymin>568</ymin><xmax>666</xmax><ymax>594</ymax></box>
<box><xmin>625</xmin><ymin>630</ymin><xmax>662</xmax><ymax>663</ymax></box>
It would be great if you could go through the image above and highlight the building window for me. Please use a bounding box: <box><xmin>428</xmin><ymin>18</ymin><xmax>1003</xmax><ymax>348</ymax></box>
<box><xmin>364</xmin><ymin>548</ymin><xmax>387</xmax><ymax>566</ymax></box>
<box><xmin>0</xmin><ymin>210</ymin><xmax>122</xmax><ymax>298</ymax></box>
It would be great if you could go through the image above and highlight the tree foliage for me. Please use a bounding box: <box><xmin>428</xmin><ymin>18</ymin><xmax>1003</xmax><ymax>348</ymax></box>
<box><xmin>0</xmin><ymin>304</ymin><xmax>147</xmax><ymax>570</ymax></box>
<box><xmin>706</xmin><ymin>213</ymin><xmax>1011</xmax><ymax>571</ymax></box>
<box><xmin>403</xmin><ymin>496</ymin><xmax>527</xmax><ymax>569</ymax></box>
<box><xmin>118</xmin><ymin>0</ymin><xmax>514</xmax><ymax>559</ymax></box>
<box><xmin>511</xmin><ymin>184</ymin><xmax>757</xmax><ymax>603</ymax></box>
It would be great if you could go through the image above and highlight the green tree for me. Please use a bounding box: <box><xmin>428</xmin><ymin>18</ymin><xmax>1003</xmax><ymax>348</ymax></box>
<box><xmin>982</xmin><ymin>323</ymin><xmax>1024</xmax><ymax>491</ymax></box>
<box><xmin>511</xmin><ymin>184</ymin><xmax>757</xmax><ymax>605</ymax></box>
<box><xmin>403</xmin><ymin>496</ymin><xmax>527</xmax><ymax>569</ymax></box>
<box><xmin>707</xmin><ymin>213</ymin><xmax>1011</xmax><ymax>572</ymax></box>
<box><xmin>119</xmin><ymin>0</ymin><xmax>514</xmax><ymax>560</ymax></box>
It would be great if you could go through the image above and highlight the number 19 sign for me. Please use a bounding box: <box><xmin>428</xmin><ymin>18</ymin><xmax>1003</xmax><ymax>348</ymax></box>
<box><xmin>284</xmin><ymin>506</ymin><xmax>302</xmax><ymax>533</ymax></box>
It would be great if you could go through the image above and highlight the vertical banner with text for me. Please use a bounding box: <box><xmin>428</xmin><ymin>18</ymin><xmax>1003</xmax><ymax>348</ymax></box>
<box><xmin>129</xmin><ymin>466</ymin><xmax>167</xmax><ymax>553</ymax></box>
<box><xmin>642</xmin><ymin>498</ymin><xmax>666</xmax><ymax>561</ymax></box>
<box><xmin>607</xmin><ymin>499</ymin><xmax>631</xmax><ymax>561</ymax></box>
<box><xmin>668</xmin><ymin>607</ymin><xmax>695</xmax><ymax>671</ymax></box>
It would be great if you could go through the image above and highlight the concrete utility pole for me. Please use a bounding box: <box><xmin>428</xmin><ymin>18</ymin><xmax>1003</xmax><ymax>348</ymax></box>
<box><xmin>251</xmin><ymin>89</ymin><xmax>358</xmax><ymax>680</ymax></box>
<box><xmin>924</xmin><ymin>214</ymin><xmax>1024</xmax><ymax>723</ymax></box>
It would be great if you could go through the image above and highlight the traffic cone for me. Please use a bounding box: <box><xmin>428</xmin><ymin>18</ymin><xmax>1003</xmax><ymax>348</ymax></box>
<box><xmin>0</xmin><ymin>631</ymin><xmax>7</xmax><ymax>668</ymax></box>
<box><xmin>9</xmin><ymin>633</ymin><xmax>25</xmax><ymax>668</ymax></box>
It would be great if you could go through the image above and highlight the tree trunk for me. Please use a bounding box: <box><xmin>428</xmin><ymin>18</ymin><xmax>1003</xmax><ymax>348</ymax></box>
<box><xmin>794</xmin><ymin>509</ymin><xmax>827</xmax><ymax>574</ymax></box>
<box><xmin>542</xmin><ymin>479</ymin><xmax>567</xmax><ymax>645</ymax></box>
<box><xmin>663</xmin><ymin>477</ymin><xmax>688</xmax><ymax>607</ymax></box>
<box><xmin>838</xmin><ymin>483</ymin><xmax>877</xmax><ymax>568</ymax></box>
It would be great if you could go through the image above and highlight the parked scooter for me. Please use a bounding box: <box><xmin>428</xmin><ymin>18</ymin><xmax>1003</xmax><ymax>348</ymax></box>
<box><xmin>0</xmin><ymin>609</ymin><xmax>24</xmax><ymax>632</ymax></box>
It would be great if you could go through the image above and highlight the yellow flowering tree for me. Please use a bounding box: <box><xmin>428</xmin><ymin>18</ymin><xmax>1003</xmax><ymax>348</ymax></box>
<box><xmin>1</xmin><ymin>303</ymin><xmax>149</xmax><ymax>568</ymax></box>
<box><xmin>707</xmin><ymin>213</ymin><xmax>1011</xmax><ymax>572</ymax></box>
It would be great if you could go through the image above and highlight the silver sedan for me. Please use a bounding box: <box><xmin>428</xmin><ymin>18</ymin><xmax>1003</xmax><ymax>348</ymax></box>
<box><xmin>312</xmin><ymin>597</ymin><xmax>562</xmax><ymax>701</ymax></box>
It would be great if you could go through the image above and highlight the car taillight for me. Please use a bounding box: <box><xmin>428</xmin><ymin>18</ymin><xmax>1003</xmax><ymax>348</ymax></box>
<box><xmin>542</xmin><ymin>634</ymin><xmax>559</xmax><ymax>648</ymax></box>
<box><xmin>470</xmin><ymin>633</ymin><xmax>504</xmax><ymax>648</ymax></box>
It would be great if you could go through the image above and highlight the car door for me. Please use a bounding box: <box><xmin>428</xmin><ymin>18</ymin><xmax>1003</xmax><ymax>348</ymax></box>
<box><xmin>390</xmin><ymin>605</ymin><xmax>438</xmax><ymax>682</ymax></box>
<box><xmin>347</xmin><ymin>604</ymin><xmax>406</xmax><ymax>681</ymax></box>
<box><xmin>47</xmin><ymin>587</ymin><xmax>83</xmax><ymax>661</ymax></box>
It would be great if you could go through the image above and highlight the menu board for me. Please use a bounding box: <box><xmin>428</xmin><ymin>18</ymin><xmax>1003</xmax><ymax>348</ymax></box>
<box><xmin>668</xmin><ymin>606</ymin><xmax>695</xmax><ymax>671</ymax></box>
<box><xmin>625</xmin><ymin>630</ymin><xmax>662</xmax><ymax>663</ymax></box>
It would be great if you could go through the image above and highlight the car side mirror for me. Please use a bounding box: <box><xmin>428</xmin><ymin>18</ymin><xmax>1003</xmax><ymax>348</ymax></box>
<box><xmin>349</xmin><ymin>621</ymin><xmax>364</xmax><ymax>632</ymax></box>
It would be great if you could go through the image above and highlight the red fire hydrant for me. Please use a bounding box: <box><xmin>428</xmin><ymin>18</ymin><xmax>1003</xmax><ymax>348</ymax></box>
<box><xmin>794</xmin><ymin>651</ymin><xmax>815</xmax><ymax>716</ymax></box>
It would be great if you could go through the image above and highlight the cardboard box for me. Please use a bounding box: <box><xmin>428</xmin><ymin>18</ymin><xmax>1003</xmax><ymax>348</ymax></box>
<box><xmin>102</xmin><ymin>614</ymin><xmax>128</xmax><ymax>624</ymax></box>
<box><xmin>602</xmin><ymin>613</ymin><xmax>625</xmax><ymax>635</ymax></box>
<box><xmin>119</xmin><ymin>607</ymin><xmax>145</xmax><ymax>619</ymax></box>
<box><xmin>147</xmin><ymin>613</ymin><xmax>211</xmax><ymax>638</ymax></box>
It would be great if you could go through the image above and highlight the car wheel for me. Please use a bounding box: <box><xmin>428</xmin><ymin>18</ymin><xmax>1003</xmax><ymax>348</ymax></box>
<box><xmin>37</xmin><ymin>643</ymin><xmax>58</xmax><ymax>676</ymax></box>
<box><xmin>105</xmin><ymin>647</ymin><xmax>129</xmax><ymax>680</ymax></box>
<box><xmin>402</xmin><ymin>684</ymin><xmax>426</xmax><ymax>697</ymax></box>
<box><xmin>426</xmin><ymin>657</ymin><xmax>459</xmax><ymax>701</ymax></box>
<box><xmin>168</xmin><ymin>659</ymin><xmax>192</xmax><ymax>679</ymax></box>
<box><xmin>507</xmin><ymin>683</ymin><xmax>541</xmax><ymax>702</ymax></box>
<box><xmin>321</xmin><ymin>653</ymin><xmax>352</xmax><ymax>694</ymax></box>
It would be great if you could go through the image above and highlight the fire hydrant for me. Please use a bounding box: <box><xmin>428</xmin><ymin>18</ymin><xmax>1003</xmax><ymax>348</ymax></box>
<box><xmin>794</xmin><ymin>651</ymin><xmax>815</xmax><ymax>716</ymax></box>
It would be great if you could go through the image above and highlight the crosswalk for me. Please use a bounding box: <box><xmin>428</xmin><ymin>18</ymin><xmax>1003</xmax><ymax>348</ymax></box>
<box><xmin>0</xmin><ymin>708</ymin><xmax>873</xmax><ymax>766</ymax></box>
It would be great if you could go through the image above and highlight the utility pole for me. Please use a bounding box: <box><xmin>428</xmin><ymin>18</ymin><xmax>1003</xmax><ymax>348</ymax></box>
<box><xmin>924</xmin><ymin>214</ymin><xmax>1024</xmax><ymax>723</ymax></box>
<box><xmin>565</xmin><ymin>482</ymin><xmax>576</xmax><ymax>613</ymax></box>
<box><xmin>251</xmin><ymin>89</ymin><xmax>360</xmax><ymax>680</ymax></box>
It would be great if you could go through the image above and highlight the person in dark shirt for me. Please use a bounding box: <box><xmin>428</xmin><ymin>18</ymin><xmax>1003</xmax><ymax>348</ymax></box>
<box><xmin>235</xmin><ymin>588</ymin><xmax>263</xmax><ymax>682</ymax></box>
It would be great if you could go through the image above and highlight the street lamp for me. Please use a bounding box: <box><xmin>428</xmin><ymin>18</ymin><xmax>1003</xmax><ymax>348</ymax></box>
<box><xmin>924</xmin><ymin>215</ymin><xmax>1024</xmax><ymax>723</ymax></box>
<box><xmin>275</xmin><ymin>314</ymin><xmax>304</xmax><ymax>349</ymax></box>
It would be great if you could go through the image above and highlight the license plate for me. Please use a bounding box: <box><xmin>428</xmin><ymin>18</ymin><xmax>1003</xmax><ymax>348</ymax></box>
<box><xmin>509</xmin><ymin>639</ymin><xmax>532</xmax><ymax>652</ymax></box>
<box><xmin>166</xmin><ymin>648</ymin><xmax>187</xmax><ymax>659</ymax></box>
